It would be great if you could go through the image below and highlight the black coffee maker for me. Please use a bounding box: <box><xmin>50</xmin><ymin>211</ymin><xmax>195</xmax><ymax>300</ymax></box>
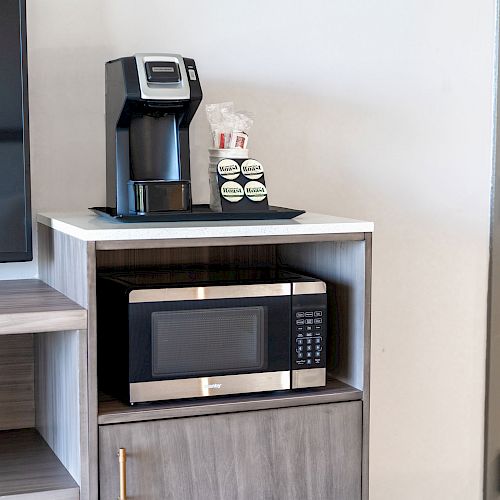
<box><xmin>105</xmin><ymin>54</ymin><xmax>202</xmax><ymax>216</ymax></box>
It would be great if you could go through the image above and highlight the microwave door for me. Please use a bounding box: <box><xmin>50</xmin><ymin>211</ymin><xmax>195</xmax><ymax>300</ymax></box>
<box><xmin>127</xmin><ymin>284</ymin><xmax>292</xmax><ymax>403</ymax></box>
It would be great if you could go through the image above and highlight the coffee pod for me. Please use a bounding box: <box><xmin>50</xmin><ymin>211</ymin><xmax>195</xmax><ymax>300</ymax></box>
<box><xmin>217</xmin><ymin>159</ymin><xmax>241</xmax><ymax>180</ymax></box>
<box><xmin>244</xmin><ymin>180</ymin><xmax>267</xmax><ymax>202</ymax></box>
<box><xmin>220</xmin><ymin>181</ymin><xmax>244</xmax><ymax>202</ymax></box>
<box><xmin>241</xmin><ymin>159</ymin><xmax>264</xmax><ymax>180</ymax></box>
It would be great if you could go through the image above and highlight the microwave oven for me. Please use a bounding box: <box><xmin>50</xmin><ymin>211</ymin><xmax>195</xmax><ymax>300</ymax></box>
<box><xmin>97</xmin><ymin>267</ymin><xmax>327</xmax><ymax>404</ymax></box>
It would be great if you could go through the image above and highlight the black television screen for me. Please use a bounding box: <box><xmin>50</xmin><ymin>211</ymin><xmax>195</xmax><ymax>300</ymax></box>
<box><xmin>0</xmin><ymin>0</ymin><xmax>31</xmax><ymax>262</ymax></box>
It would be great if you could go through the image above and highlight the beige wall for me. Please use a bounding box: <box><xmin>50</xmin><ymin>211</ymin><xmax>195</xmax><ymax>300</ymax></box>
<box><xmin>1</xmin><ymin>0</ymin><xmax>496</xmax><ymax>497</ymax></box>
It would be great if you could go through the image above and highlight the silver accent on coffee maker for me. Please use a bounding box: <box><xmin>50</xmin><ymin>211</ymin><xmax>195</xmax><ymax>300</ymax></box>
<box><xmin>134</xmin><ymin>53</ymin><xmax>190</xmax><ymax>101</ymax></box>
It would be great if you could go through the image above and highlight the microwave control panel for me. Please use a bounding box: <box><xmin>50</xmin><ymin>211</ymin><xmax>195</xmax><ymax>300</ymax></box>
<box><xmin>292</xmin><ymin>293</ymin><xmax>327</xmax><ymax>370</ymax></box>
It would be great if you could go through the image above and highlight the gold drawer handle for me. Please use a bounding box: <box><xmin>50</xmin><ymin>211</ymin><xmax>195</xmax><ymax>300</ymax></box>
<box><xmin>118</xmin><ymin>448</ymin><xmax>127</xmax><ymax>500</ymax></box>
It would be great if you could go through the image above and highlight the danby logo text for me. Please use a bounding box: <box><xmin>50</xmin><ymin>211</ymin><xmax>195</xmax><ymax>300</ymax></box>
<box><xmin>204</xmin><ymin>383</ymin><xmax>222</xmax><ymax>389</ymax></box>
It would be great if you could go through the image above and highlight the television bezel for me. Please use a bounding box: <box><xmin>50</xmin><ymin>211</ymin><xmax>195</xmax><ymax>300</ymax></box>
<box><xmin>0</xmin><ymin>0</ymin><xmax>32</xmax><ymax>263</ymax></box>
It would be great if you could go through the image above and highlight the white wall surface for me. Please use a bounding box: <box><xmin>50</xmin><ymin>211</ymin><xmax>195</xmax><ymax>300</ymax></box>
<box><xmin>3</xmin><ymin>0</ymin><xmax>496</xmax><ymax>498</ymax></box>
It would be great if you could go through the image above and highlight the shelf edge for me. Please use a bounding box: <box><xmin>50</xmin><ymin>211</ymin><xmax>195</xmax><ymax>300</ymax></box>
<box><xmin>0</xmin><ymin>486</ymin><xmax>80</xmax><ymax>500</ymax></box>
<box><xmin>98</xmin><ymin>387</ymin><xmax>363</xmax><ymax>425</ymax></box>
<box><xmin>0</xmin><ymin>309</ymin><xmax>87</xmax><ymax>335</ymax></box>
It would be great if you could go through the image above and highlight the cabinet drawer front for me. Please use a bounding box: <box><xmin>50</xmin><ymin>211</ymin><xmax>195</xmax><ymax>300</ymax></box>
<box><xmin>99</xmin><ymin>401</ymin><xmax>362</xmax><ymax>500</ymax></box>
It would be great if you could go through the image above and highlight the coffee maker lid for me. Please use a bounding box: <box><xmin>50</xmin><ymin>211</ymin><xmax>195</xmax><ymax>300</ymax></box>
<box><xmin>134</xmin><ymin>53</ymin><xmax>191</xmax><ymax>101</ymax></box>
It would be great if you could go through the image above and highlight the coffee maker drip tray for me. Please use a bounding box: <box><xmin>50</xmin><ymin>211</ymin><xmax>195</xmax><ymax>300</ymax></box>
<box><xmin>128</xmin><ymin>180</ymin><xmax>191</xmax><ymax>214</ymax></box>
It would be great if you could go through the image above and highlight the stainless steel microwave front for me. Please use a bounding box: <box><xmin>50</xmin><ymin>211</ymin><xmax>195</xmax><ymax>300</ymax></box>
<box><xmin>97</xmin><ymin>274</ymin><xmax>327</xmax><ymax>404</ymax></box>
<box><xmin>130</xmin><ymin>372</ymin><xmax>291</xmax><ymax>404</ymax></box>
<box><xmin>128</xmin><ymin>283</ymin><xmax>291</xmax><ymax>303</ymax></box>
<box><xmin>126</xmin><ymin>282</ymin><xmax>294</xmax><ymax>403</ymax></box>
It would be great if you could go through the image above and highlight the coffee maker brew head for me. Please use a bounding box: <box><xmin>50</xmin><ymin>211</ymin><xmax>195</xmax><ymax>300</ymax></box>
<box><xmin>105</xmin><ymin>53</ymin><xmax>202</xmax><ymax>216</ymax></box>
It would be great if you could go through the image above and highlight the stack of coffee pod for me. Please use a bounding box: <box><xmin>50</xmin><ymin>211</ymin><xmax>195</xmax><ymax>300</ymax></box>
<box><xmin>208</xmin><ymin>148</ymin><xmax>268</xmax><ymax>212</ymax></box>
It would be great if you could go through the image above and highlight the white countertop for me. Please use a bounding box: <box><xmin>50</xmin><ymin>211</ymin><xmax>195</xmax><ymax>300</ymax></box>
<box><xmin>37</xmin><ymin>211</ymin><xmax>373</xmax><ymax>242</ymax></box>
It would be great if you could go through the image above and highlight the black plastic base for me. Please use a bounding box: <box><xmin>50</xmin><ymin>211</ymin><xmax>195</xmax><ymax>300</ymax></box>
<box><xmin>129</xmin><ymin>180</ymin><xmax>191</xmax><ymax>214</ymax></box>
<box><xmin>90</xmin><ymin>204</ymin><xmax>305</xmax><ymax>223</ymax></box>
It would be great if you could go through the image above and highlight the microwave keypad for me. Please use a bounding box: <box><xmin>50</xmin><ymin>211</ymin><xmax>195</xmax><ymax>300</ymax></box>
<box><xmin>295</xmin><ymin>309</ymin><xmax>325</xmax><ymax>367</ymax></box>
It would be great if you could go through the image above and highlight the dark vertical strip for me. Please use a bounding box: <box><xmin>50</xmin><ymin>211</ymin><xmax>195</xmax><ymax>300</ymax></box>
<box><xmin>0</xmin><ymin>0</ymin><xmax>31</xmax><ymax>262</ymax></box>
<box><xmin>20</xmin><ymin>0</ymin><xmax>31</xmax><ymax>260</ymax></box>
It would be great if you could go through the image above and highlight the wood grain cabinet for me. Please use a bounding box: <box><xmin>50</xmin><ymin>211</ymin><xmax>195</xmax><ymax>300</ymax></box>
<box><xmin>99</xmin><ymin>402</ymin><xmax>362</xmax><ymax>500</ymax></box>
<box><xmin>33</xmin><ymin>212</ymin><xmax>373</xmax><ymax>500</ymax></box>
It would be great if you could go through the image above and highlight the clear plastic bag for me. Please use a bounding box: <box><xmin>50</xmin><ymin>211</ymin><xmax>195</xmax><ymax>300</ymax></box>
<box><xmin>205</xmin><ymin>102</ymin><xmax>253</xmax><ymax>149</ymax></box>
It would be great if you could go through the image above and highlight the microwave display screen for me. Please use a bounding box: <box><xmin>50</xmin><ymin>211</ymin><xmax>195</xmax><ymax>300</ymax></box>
<box><xmin>151</xmin><ymin>306</ymin><xmax>266</xmax><ymax>377</ymax></box>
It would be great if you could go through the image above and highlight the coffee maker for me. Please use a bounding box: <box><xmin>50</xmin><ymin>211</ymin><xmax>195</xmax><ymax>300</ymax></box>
<box><xmin>105</xmin><ymin>54</ymin><xmax>202</xmax><ymax>216</ymax></box>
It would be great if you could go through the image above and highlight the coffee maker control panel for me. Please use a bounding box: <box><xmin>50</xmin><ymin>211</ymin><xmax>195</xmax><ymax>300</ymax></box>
<box><xmin>135</xmin><ymin>53</ymin><xmax>191</xmax><ymax>101</ymax></box>
<box><xmin>145</xmin><ymin>61</ymin><xmax>181</xmax><ymax>84</ymax></box>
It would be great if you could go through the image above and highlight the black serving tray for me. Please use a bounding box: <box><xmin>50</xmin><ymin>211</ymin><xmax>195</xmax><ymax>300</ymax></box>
<box><xmin>90</xmin><ymin>205</ymin><xmax>304</xmax><ymax>223</ymax></box>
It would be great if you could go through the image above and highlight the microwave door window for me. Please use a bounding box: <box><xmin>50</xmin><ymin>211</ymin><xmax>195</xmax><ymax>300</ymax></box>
<box><xmin>151</xmin><ymin>306</ymin><xmax>267</xmax><ymax>378</ymax></box>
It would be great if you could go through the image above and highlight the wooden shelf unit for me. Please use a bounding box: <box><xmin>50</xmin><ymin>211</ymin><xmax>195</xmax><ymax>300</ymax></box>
<box><xmin>0</xmin><ymin>279</ymin><xmax>86</xmax><ymax>335</ymax></box>
<box><xmin>0</xmin><ymin>421</ymin><xmax>79</xmax><ymax>500</ymax></box>
<box><xmin>34</xmin><ymin>212</ymin><xmax>372</xmax><ymax>500</ymax></box>
<box><xmin>0</xmin><ymin>281</ymin><xmax>88</xmax><ymax>499</ymax></box>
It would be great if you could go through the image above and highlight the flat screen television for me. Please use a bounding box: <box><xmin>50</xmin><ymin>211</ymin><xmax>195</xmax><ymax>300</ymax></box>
<box><xmin>0</xmin><ymin>0</ymin><xmax>31</xmax><ymax>262</ymax></box>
